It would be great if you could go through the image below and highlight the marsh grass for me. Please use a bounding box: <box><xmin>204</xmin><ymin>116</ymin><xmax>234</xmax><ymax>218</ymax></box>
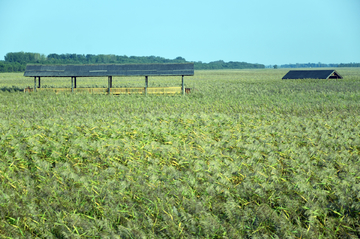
<box><xmin>0</xmin><ymin>68</ymin><xmax>359</xmax><ymax>238</ymax></box>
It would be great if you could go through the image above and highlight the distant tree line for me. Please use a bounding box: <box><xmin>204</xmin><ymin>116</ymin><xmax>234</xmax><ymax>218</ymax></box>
<box><xmin>194</xmin><ymin>60</ymin><xmax>264</xmax><ymax>70</ymax></box>
<box><xmin>0</xmin><ymin>52</ymin><xmax>265</xmax><ymax>72</ymax></box>
<box><xmin>338</xmin><ymin>63</ymin><xmax>360</xmax><ymax>67</ymax></box>
<box><xmin>0</xmin><ymin>62</ymin><xmax>25</xmax><ymax>72</ymax></box>
<box><xmin>278</xmin><ymin>62</ymin><xmax>360</xmax><ymax>68</ymax></box>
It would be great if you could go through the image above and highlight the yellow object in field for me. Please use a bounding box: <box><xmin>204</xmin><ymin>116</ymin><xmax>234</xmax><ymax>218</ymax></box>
<box><xmin>24</xmin><ymin>87</ymin><xmax>182</xmax><ymax>95</ymax></box>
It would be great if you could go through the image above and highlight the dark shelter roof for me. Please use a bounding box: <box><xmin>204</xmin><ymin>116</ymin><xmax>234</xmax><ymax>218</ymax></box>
<box><xmin>282</xmin><ymin>70</ymin><xmax>343</xmax><ymax>80</ymax></box>
<box><xmin>24</xmin><ymin>63</ymin><xmax>194</xmax><ymax>77</ymax></box>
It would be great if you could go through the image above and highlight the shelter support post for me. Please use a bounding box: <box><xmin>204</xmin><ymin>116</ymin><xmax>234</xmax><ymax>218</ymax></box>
<box><xmin>34</xmin><ymin>77</ymin><xmax>37</xmax><ymax>92</ymax></box>
<box><xmin>38</xmin><ymin>77</ymin><xmax>41</xmax><ymax>88</ymax></box>
<box><xmin>145</xmin><ymin>76</ymin><xmax>148</xmax><ymax>96</ymax></box>
<box><xmin>74</xmin><ymin>77</ymin><xmax>77</xmax><ymax>88</ymax></box>
<box><xmin>108</xmin><ymin>76</ymin><xmax>112</xmax><ymax>94</ymax></box>
<box><xmin>181</xmin><ymin>75</ymin><xmax>185</xmax><ymax>96</ymax></box>
<box><xmin>72</xmin><ymin>77</ymin><xmax>74</xmax><ymax>92</ymax></box>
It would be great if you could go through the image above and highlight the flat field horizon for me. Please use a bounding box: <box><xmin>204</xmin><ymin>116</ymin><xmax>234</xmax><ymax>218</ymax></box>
<box><xmin>0</xmin><ymin>68</ymin><xmax>359</xmax><ymax>238</ymax></box>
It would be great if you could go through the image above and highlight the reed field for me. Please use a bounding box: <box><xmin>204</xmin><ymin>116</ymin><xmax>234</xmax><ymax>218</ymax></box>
<box><xmin>0</xmin><ymin>68</ymin><xmax>359</xmax><ymax>238</ymax></box>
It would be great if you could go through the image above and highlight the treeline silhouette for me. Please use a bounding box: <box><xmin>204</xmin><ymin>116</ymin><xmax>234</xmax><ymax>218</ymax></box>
<box><xmin>0</xmin><ymin>52</ymin><xmax>265</xmax><ymax>72</ymax></box>
<box><xmin>280</xmin><ymin>62</ymin><xmax>360</xmax><ymax>68</ymax></box>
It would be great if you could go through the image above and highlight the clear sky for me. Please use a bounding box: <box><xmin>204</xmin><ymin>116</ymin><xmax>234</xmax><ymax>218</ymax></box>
<box><xmin>1</xmin><ymin>0</ymin><xmax>359</xmax><ymax>65</ymax></box>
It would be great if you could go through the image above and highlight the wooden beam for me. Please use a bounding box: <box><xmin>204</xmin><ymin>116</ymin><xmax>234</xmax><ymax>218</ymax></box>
<box><xmin>71</xmin><ymin>77</ymin><xmax>74</xmax><ymax>93</ymax></box>
<box><xmin>182</xmin><ymin>75</ymin><xmax>185</xmax><ymax>96</ymax></box>
<box><xmin>108</xmin><ymin>76</ymin><xmax>112</xmax><ymax>94</ymax></box>
<box><xmin>34</xmin><ymin>77</ymin><xmax>37</xmax><ymax>92</ymax></box>
<box><xmin>145</xmin><ymin>76</ymin><xmax>148</xmax><ymax>96</ymax></box>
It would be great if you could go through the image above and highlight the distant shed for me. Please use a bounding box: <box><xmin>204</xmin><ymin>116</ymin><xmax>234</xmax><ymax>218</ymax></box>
<box><xmin>282</xmin><ymin>70</ymin><xmax>343</xmax><ymax>80</ymax></box>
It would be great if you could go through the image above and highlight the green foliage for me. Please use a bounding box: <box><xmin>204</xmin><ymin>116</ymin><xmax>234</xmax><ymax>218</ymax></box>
<box><xmin>5</xmin><ymin>52</ymin><xmax>46</xmax><ymax>64</ymax></box>
<box><xmin>0</xmin><ymin>68</ymin><xmax>360</xmax><ymax>238</ymax></box>
<box><xmin>0</xmin><ymin>61</ymin><xmax>25</xmax><ymax>72</ymax></box>
<box><xmin>1</xmin><ymin>52</ymin><xmax>265</xmax><ymax>73</ymax></box>
<box><xmin>339</xmin><ymin>63</ymin><xmax>360</xmax><ymax>67</ymax></box>
<box><xmin>280</xmin><ymin>62</ymin><xmax>360</xmax><ymax>68</ymax></box>
<box><xmin>194</xmin><ymin>60</ymin><xmax>264</xmax><ymax>70</ymax></box>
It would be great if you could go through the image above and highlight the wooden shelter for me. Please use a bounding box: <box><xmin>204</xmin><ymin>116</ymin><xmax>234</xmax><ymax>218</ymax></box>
<box><xmin>24</xmin><ymin>63</ymin><xmax>194</xmax><ymax>95</ymax></box>
<box><xmin>282</xmin><ymin>70</ymin><xmax>343</xmax><ymax>80</ymax></box>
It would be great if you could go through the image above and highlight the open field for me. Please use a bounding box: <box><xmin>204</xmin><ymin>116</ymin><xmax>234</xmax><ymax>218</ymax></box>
<box><xmin>1</xmin><ymin>68</ymin><xmax>360</xmax><ymax>238</ymax></box>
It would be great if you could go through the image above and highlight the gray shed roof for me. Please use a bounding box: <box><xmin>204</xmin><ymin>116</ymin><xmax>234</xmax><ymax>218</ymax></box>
<box><xmin>282</xmin><ymin>70</ymin><xmax>343</xmax><ymax>80</ymax></box>
<box><xmin>24</xmin><ymin>63</ymin><xmax>194</xmax><ymax>77</ymax></box>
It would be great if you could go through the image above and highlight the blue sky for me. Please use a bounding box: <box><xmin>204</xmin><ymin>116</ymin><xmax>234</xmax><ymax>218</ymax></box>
<box><xmin>1</xmin><ymin>0</ymin><xmax>359</xmax><ymax>65</ymax></box>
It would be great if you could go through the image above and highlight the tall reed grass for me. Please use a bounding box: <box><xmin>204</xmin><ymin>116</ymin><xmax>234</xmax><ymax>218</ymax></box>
<box><xmin>0</xmin><ymin>68</ymin><xmax>359</xmax><ymax>238</ymax></box>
